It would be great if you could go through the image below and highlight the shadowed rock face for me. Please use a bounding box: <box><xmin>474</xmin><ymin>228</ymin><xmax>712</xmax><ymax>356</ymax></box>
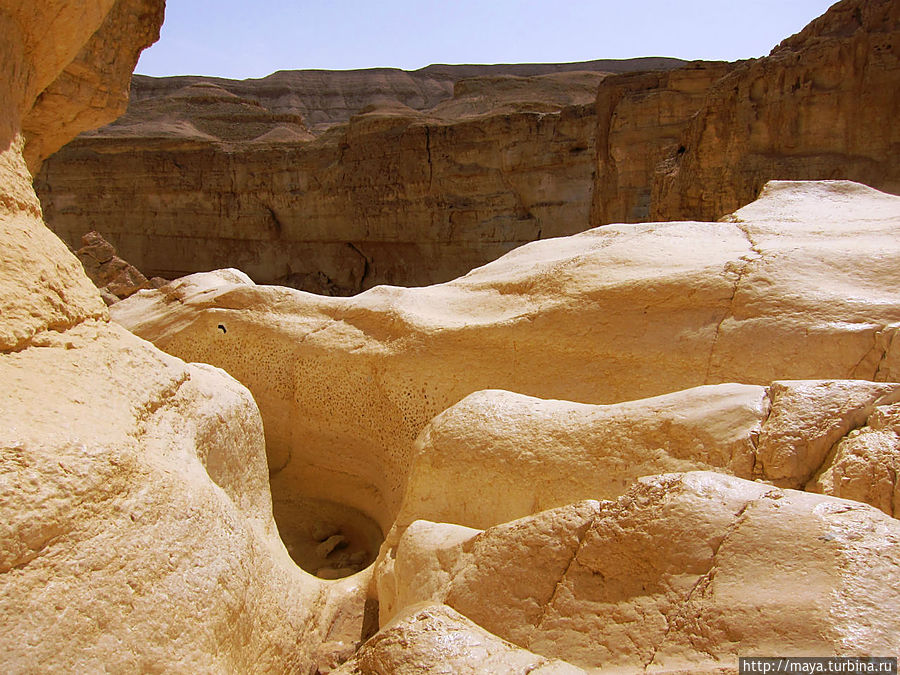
<box><xmin>34</xmin><ymin>59</ymin><xmax>689</xmax><ymax>295</ymax></box>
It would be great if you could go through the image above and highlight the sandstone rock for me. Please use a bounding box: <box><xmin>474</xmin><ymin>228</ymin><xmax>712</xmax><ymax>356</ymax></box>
<box><xmin>34</xmin><ymin>59</ymin><xmax>685</xmax><ymax>294</ymax></box>
<box><xmin>808</xmin><ymin>398</ymin><xmax>900</xmax><ymax>517</ymax></box>
<box><xmin>333</xmin><ymin>603</ymin><xmax>586</xmax><ymax>675</ymax></box>
<box><xmin>0</xmin><ymin>1</ymin><xmax>370</xmax><ymax>671</ymax></box>
<box><xmin>397</xmin><ymin>380</ymin><xmax>900</xmax><ymax>531</ymax></box>
<box><xmin>379</xmin><ymin>472</ymin><xmax>900</xmax><ymax>671</ymax></box>
<box><xmin>21</xmin><ymin>0</ymin><xmax>165</xmax><ymax>173</ymax></box>
<box><xmin>591</xmin><ymin>61</ymin><xmax>735</xmax><ymax>224</ymax></box>
<box><xmin>34</xmin><ymin>1</ymin><xmax>899</xmax><ymax>292</ymax></box>
<box><xmin>112</xmin><ymin>180</ymin><xmax>900</xmax><ymax>534</ymax></box>
<box><xmin>37</xmin><ymin>77</ymin><xmax>602</xmax><ymax>293</ymax></box>
<box><xmin>652</xmin><ymin>0</ymin><xmax>900</xmax><ymax>221</ymax></box>
<box><xmin>75</xmin><ymin>230</ymin><xmax>160</xmax><ymax>302</ymax></box>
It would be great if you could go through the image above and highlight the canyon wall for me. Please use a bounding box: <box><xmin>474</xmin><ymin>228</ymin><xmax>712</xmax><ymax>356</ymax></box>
<box><xmin>38</xmin><ymin>84</ymin><xmax>600</xmax><ymax>294</ymax></box>
<box><xmin>34</xmin><ymin>0</ymin><xmax>900</xmax><ymax>294</ymax></box>
<box><xmin>651</xmin><ymin>0</ymin><xmax>900</xmax><ymax>221</ymax></box>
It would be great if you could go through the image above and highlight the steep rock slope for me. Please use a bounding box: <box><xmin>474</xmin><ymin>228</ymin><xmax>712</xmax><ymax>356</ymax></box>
<box><xmin>36</xmin><ymin>67</ymin><xmax>624</xmax><ymax>293</ymax></box>
<box><xmin>651</xmin><ymin>0</ymin><xmax>900</xmax><ymax>221</ymax></box>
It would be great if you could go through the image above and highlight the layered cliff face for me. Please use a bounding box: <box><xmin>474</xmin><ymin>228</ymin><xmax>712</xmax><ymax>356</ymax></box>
<box><xmin>38</xmin><ymin>70</ymin><xmax>612</xmax><ymax>293</ymax></box>
<box><xmin>651</xmin><ymin>0</ymin><xmax>900</xmax><ymax>221</ymax></box>
<box><xmin>35</xmin><ymin>0</ymin><xmax>900</xmax><ymax>296</ymax></box>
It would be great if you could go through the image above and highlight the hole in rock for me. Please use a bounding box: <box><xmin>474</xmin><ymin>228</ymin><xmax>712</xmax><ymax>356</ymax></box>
<box><xmin>271</xmin><ymin>495</ymin><xmax>384</xmax><ymax>579</ymax></box>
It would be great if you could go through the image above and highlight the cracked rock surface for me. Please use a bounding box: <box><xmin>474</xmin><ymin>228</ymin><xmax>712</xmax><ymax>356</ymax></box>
<box><xmin>378</xmin><ymin>472</ymin><xmax>900</xmax><ymax>671</ymax></box>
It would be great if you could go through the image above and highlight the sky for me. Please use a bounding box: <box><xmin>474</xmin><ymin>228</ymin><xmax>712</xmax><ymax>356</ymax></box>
<box><xmin>136</xmin><ymin>1</ymin><xmax>837</xmax><ymax>80</ymax></box>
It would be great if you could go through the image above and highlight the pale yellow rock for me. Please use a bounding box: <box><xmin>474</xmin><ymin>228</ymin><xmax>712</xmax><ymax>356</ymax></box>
<box><xmin>0</xmin><ymin>1</ymin><xmax>369</xmax><ymax>671</ymax></box>
<box><xmin>754</xmin><ymin>379</ymin><xmax>900</xmax><ymax>488</ymax></box>
<box><xmin>397</xmin><ymin>385</ymin><xmax>766</xmax><ymax>530</ymax></box>
<box><xmin>0</xmin><ymin>322</ymin><xmax>329</xmax><ymax>671</ymax></box>
<box><xmin>396</xmin><ymin>380</ymin><xmax>900</xmax><ymax>531</ymax></box>
<box><xmin>114</xmin><ymin>180</ymin><xmax>900</xmax><ymax>534</ymax></box>
<box><xmin>809</xmin><ymin>400</ymin><xmax>900</xmax><ymax>517</ymax></box>
<box><xmin>380</xmin><ymin>472</ymin><xmax>900</xmax><ymax>671</ymax></box>
<box><xmin>333</xmin><ymin>603</ymin><xmax>586</xmax><ymax>675</ymax></box>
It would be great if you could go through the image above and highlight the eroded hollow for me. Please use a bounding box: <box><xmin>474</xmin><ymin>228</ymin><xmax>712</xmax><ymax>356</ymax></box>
<box><xmin>271</xmin><ymin>494</ymin><xmax>384</xmax><ymax>579</ymax></box>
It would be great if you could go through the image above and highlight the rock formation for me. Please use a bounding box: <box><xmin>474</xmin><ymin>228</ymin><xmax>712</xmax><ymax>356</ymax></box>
<box><xmin>34</xmin><ymin>0</ymin><xmax>900</xmax><ymax>293</ymax></box>
<box><xmin>380</xmin><ymin>473</ymin><xmax>900</xmax><ymax>671</ymax></box>
<box><xmin>35</xmin><ymin>68</ymin><xmax>614</xmax><ymax>293</ymax></box>
<box><xmin>1</xmin><ymin>2</ymin><xmax>372</xmax><ymax>672</ymax></box>
<box><xmin>110</xmin><ymin>178</ymin><xmax>900</xmax><ymax>669</ymax></box>
<box><xmin>651</xmin><ymin>0</ymin><xmax>900</xmax><ymax>220</ymax></box>
<box><xmin>4</xmin><ymin>0</ymin><xmax>900</xmax><ymax>671</ymax></box>
<box><xmin>112</xmin><ymin>179</ymin><xmax>900</xmax><ymax>527</ymax></box>
<box><xmin>75</xmin><ymin>230</ymin><xmax>164</xmax><ymax>303</ymax></box>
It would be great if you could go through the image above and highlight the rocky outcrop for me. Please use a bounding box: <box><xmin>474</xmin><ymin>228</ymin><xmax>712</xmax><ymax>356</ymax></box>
<box><xmin>112</xmin><ymin>178</ymin><xmax>900</xmax><ymax>670</ymax></box>
<box><xmin>397</xmin><ymin>380</ymin><xmax>900</xmax><ymax>532</ymax></box>
<box><xmin>124</xmin><ymin>57</ymin><xmax>685</xmax><ymax>134</ymax></box>
<box><xmin>21</xmin><ymin>0</ymin><xmax>165</xmax><ymax>173</ymax></box>
<box><xmin>112</xmin><ymin>179</ymin><xmax>900</xmax><ymax>531</ymax></box>
<box><xmin>0</xmin><ymin>2</ymin><xmax>369</xmax><ymax>672</ymax></box>
<box><xmin>6</xmin><ymin>0</ymin><xmax>900</xmax><ymax>670</ymax></box>
<box><xmin>651</xmin><ymin>0</ymin><xmax>900</xmax><ymax>221</ymax></box>
<box><xmin>334</xmin><ymin>603</ymin><xmax>585</xmax><ymax>674</ymax></box>
<box><xmin>380</xmin><ymin>472</ymin><xmax>900</xmax><ymax>671</ymax></box>
<box><xmin>34</xmin><ymin>0</ymin><xmax>900</xmax><ymax>293</ymax></box>
<box><xmin>591</xmin><ymin>61</ymin><xmax>734</xmax><ymax>224</ymax></box>
<box><xmin>75</xmin><ymin>230</ymin><xmax>163</xmax><ymax>303</ymax></box>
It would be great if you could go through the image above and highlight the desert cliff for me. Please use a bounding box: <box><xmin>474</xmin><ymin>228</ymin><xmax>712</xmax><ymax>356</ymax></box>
<box><xmin>2</xmin><ymin>0</ymin><xmax>900</xmax><ymax>673</ymax></box>
<box><xmin>34</xmin><ymin>0</ymin><xmax>900</xmax><ymax>295</ymax></box>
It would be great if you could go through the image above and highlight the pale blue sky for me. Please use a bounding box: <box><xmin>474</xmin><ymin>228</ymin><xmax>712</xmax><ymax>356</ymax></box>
<box><xmin>137</xmin><ymin>1</ymin><xmax>837</xmax><ymax>79</ymax></box>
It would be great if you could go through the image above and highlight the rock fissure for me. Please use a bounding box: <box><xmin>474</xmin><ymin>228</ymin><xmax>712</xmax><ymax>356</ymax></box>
<box><xmin>531</xmin><ymin>515</ymin><xmax>597</xmax><ymax>639</ymax></box>
<box><xmin>644</xmin><ymin>490</ymin><xmax>780</xmax><ymax>670</ymax></box>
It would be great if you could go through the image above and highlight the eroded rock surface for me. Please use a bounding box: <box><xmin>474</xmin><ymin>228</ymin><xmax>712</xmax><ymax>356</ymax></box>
<box><xmin>0</xmin><ymin>2</ymin><xmax>366</xmax><ymax>671</ymax></box>
<box><xmin>5</xmin><ymin>0</ymin><xmax>900</xmax><ymax>671</ymax></box>
<box><xmin>398</xmin><ymin>380</ymin><xmax>900</xmax><ymax>532</ymax></box>
<box><xmin>36</xmin><ymin>69</ymin><xmax>609</xmax><ymax>293</ymax></box>
<box><xmin>652</xmin><ymin>0</ymin><xmax>900</xmax><ymax>221</ymax></box>
<box><xmin>379</xmin><ymin>472</ymin><xmax>900</xmax><ymax>671</ymax></box>
<box><xmin>113</xmin><ymin>180</ymin><xmax>900</xmax><ymax>533</ymax></box>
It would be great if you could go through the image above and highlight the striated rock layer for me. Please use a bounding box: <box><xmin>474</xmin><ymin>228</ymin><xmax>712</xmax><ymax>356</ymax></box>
<box><xmin>651</xmin><ymin>0</ymin><xmax>900</xmax><ymax>221</ymax></box>
<box><xmin>36</xmin><ymin>67</ymin><xmax>620</xmax><ymax>294</ymax></box>
<box><xmin>35</xmin><ymin>0</ymin><xmax>900</xmax><ymax>293</ymax></box>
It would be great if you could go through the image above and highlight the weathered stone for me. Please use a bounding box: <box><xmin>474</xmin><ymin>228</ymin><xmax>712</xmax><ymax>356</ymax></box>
<box><xmin>591</xmin><ymin>61</ymin><xmax>734</xmax><ymax>224</ymax></box>
<box><xmin>379</xmin><ymin>472</ymin><xmax>900</xmax><ymax>671</ymax></box>
<box><xmin>397</xmin><ymin>380</ymin><xmax>900</xmax><ymax>532</ymax></box>
<box><xmin>333</xmin><ymin>603</ymin><xmax>586</xmax><ymax>675</ymax></box>
<box><xmin>75</xmin><ymin>230</ymin><xmax>157</xmax><ymax>302</ymax></box>
<box><xmin>652</xmin><ymin>0</ymin><xmax>900</xmax><ymax>221</ymax></box>
<box><xmin>0</xmin><ymin>2</ymin><xmax>368</xmax><ymax>671</ymax></box>
<box><xmin>112</xmin><ymin>180</ymin><xmax>900</xmax><ymax>534</ymax></box>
